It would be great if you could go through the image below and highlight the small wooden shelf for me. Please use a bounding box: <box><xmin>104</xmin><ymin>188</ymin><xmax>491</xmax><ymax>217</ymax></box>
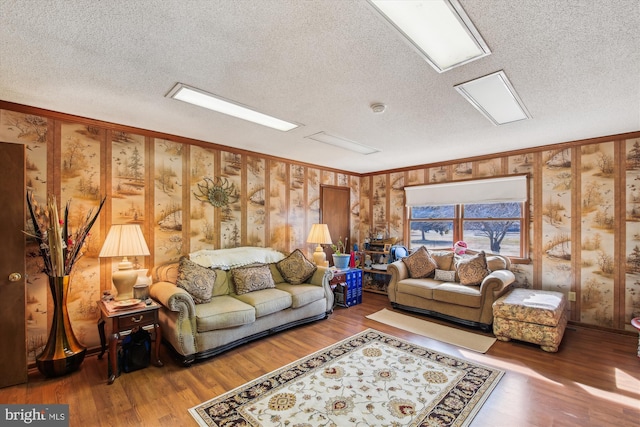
<box><xmin>359</xmin><ymin>248</ymin><xmax>392</xmax><ymax>294</ymax></box>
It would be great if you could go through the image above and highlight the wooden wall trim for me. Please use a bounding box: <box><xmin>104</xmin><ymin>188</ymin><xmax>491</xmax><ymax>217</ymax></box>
<box><xmin>572</xmin><ymin>145</ymin><xmax>581</xmax><ymax>322</ymax></box>
<box><xmin>614</xmin><ymin>140</ymin><xmax>625</xmax><ymax>329</ymax></box>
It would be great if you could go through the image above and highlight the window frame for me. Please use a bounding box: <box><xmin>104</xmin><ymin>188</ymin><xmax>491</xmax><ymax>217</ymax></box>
<box><xmin>404</xmin><ymin>175</ymin><xmax>530</xmax><ymax>263</ymax></box>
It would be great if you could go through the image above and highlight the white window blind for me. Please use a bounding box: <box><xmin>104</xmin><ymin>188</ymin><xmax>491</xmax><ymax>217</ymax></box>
<box><xmin>405</xmin><ymin>175</ymin><xmax>528</xmax><ymax>207</ymax></box>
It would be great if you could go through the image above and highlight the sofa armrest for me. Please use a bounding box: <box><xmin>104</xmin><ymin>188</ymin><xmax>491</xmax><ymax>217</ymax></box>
<box><xmin>480</xmin><ymin>269</ymin><xmax>515</xmax><ymax>297</ymax></box>
<box><xmin>149</xmin><ymin>281</ymin><xmax>198</xmax><ymax>358</ymax></box>
<box><xmin>476</xmin><ymin>269</ymin><xmax>516</xmax><ymax>325</ymax></box>
<box><xmin>387</xmin><ymin>260</ymin><xmax>409</xmax><ymax>302</ymax></box>
<box><xmin>307</xmin><ymin>265</ymin><xmax>328</xmax><ymax>286</ymax></box>
<box><xmin>150</xmin><ymin>281</ymin><xmax>197</xmax><ymax>317</ymax></box>
<box><xmin>306</xmin><ymin>266</ymin><xmax>334</xmax><ymax>312</ymax></box>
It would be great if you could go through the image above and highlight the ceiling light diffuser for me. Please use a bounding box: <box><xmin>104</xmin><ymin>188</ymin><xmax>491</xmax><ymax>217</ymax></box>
<box><xmin>166</xmin><ymin>83</ymin><xmax>299</xmax><ymax>131</ymax></box>
<box><xmin>455</xmin><ymin>71</ymin><xmax>531</xmax><ymax>125</ymax></box>
<box><xmin>305</xmin><ymin>132</ymin><xmax>381</xmax><ymax>155</ymax></box>
<box><xmin>367</xmin><ymin>0</ymin><xmax>490</xmax><ymax>73</ymax></box>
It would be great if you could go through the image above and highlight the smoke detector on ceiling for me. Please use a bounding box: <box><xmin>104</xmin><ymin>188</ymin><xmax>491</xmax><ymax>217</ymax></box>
<box><xmin>370</xmin><ymin>103</ymin><xmax>386</xmax><ymax>114</ymax></box>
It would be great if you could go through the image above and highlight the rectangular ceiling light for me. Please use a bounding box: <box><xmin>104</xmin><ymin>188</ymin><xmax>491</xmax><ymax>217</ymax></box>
<box><xmin>454</xmin><ymin>71</ymin><xmax>531</xmax><ymax>125</ymax></box>
<box><xmin>367</xmin><ymin>0</ymin><xmax>490</xmax><ymax>73</ymax></box>
<box><xmin>305</xmin><ymin>132</ymin><xmax>381</xmax><ymax>155</ymax></box>
<box><xmin>166</xmin><ymin>83</ymin><xmax>299</xmax><ymax>131</ymax></box>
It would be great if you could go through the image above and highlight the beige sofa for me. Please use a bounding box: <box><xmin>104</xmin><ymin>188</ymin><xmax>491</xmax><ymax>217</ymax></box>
<box><xmin>387</xmin><ymin>249</ymin><xmax>515</xmax><ymax>331</ymax></box>
<box><xmin>150</xmin><ymin>247</ymin><xmax>333</xmax><ymax>365</ymax></box>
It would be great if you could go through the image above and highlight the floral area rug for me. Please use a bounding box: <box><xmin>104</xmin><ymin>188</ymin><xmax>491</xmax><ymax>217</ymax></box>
<box><xmin>189</xmin><ymin>329</ymin><xmax>503</xmax><ymax>427</ymax></box>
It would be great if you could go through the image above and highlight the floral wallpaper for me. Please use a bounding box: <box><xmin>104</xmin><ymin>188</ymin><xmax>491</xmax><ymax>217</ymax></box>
<box><xmin>541</xmin><ymin>148</ymin><xmax>572</xmax><ymax>296</ymax></box>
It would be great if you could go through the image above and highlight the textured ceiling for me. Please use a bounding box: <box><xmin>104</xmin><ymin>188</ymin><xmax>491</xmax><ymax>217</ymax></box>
<box><xmin>1</xmin><ymin>0</ymin><xmax>639</xmax><ymax>173</ymax></box>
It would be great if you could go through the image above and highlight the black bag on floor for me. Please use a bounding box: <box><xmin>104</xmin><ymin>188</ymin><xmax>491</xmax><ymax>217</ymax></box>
<box><xmin>121</xmin><ymin>328</ymin><xmax>151</xmax><ymax>373</ymax></box>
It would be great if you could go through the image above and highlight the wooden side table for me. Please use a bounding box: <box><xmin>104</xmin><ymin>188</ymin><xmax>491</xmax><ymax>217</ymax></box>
<box><xmin>97</xmin><ymin>299</ymin><xmax>163</xmax><ymax>384</ymax></box>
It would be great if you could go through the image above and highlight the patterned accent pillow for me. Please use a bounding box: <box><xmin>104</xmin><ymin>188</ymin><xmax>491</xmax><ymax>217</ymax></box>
<box><xmin>456</xmin><ymin>251</ymin><xmax>490</xmax><ymax>285</ymax></box>
<box><xmin>276</xmin><ymin>249</ymin><xmax>317</xmax><ymax>285</ymax></box>
<box><xmin>429</xmin><ymin>250</ymin><xmax>455</xmax><ymax>271</ymax></box>
<box><xmin>232</xmin><ymin>264</ymin><xmax>276</xmax><ymax>295</ymax></box>
<box><xmin>402</xmin><ymin>246</ymin><xmax>437</xmax><ymax>278</ymax></box>
<box><xmin>176</xmin><ymin>256</ymin><xmax>217</xmax><ymax>304</ymax></box>
<box><xmin>434</xmin><ymin>269</ymin><xmax>456</xmax><ymax>282</ymax></box>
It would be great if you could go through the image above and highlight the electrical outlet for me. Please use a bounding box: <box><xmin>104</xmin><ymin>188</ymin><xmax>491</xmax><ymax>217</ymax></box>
<box><xmin>568</xmin><ymin>291</ymin><xmax>576</xmax><ymax>302</ymax></box>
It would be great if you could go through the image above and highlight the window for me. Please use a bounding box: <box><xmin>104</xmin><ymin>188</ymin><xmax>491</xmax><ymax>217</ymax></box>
<box><xmin>405</xmin><ymin>175</ymin><xmax>529</xmax><ymax>260</ymax></box>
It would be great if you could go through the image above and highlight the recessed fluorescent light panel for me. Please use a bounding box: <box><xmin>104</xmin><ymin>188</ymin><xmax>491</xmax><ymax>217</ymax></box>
<box><xmin>305</xmin><ymin>132</ymin><xmax>381</xmax><ymax>155</ymax></box>
<box><xmin>166</xmin><ymin>83</ymin><xmax>299</xmax><ymax>131</ymax></box>
<box><xmin>367</xmin><ymin>0</ymin><xmax>490</xmax><ymax>73</ymax></box>
<box><xmin>455</xmin><ymin>71</ymin><xmax>531</xmax><ymax>125</ymax></box>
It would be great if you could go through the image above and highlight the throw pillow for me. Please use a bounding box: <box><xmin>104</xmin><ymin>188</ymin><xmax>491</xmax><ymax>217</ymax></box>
<box><xmin>456</xmin><ymin>251</ymin><xmax>490</xmax><ymax>285</ymax></box>
<box><xmin>402</xmin><ymin>246</ymin><xmax>437</xmax><ymax>278</ymax></box>
<box><xmin>429</xmin><ymin>250</ymin><xmax>455</xmax><ymax>271</ymax></box>
<box><xmin>276</xmin><ymin>249</ymin><xmax>317</xmax><ymax>285</ymax></box>
<box><xmin>434</xmin><ymin>269</ymin><xmax>456</xmax><ymax>282</ymax></box>
<box><xmin>232</xmin><ymin>264</ymin><xmax>276</xmax><ymax>295</ymax></box>
<box><xmin>486</xmin><ymin>255</ymin><xmax>507</xmax><ymax>272</ymax></box>
<box><xmin>176</xmin><ymin>256</ymin><xmax>217</xmax><ymax>304</ymax></box>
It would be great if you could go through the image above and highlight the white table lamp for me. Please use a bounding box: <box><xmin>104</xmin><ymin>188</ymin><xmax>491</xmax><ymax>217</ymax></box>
<box><xmin>306</xmin><ymin>224</ymin><xmax>333</xmax><ymax>266</ymax></box>
<box><xmin>99</xmin><ymin>224</ymin><xmax>151</xmax><ymax>300</ymax></box>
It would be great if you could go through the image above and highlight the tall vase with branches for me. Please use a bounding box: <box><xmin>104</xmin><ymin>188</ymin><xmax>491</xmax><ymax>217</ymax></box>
<box><xmin>25</xmin><ymin>191</ymin><xmax>105</xmax><ymax>377</ymax></box>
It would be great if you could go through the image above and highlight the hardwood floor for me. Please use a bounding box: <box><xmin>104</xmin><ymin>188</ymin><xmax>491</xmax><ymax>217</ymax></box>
<box><xmin>1</xmin><ymin>293</ymin><xmax>639</xmax><ymax>426</ymax></box>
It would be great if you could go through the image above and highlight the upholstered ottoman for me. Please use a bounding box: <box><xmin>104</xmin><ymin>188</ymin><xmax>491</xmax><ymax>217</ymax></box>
<box><xmin>492</xmin><ymin>288</ymin><xmax>567</xmax><ymax>352</ymax></box>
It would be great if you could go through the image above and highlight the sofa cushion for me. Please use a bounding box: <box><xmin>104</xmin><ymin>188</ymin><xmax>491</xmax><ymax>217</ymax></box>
<box><xmin>456</xmin><ymin>251</ymin><xmax>490</xmax><ymax>285</ymax></box>
<box><xmin>403</xmin><ymin>246</ymin><xmax>437</xmax><ymax>278</ymax></box>
<box><xmin>232</xmin><ymin>264</ymin><xmax>276</xmax><ymax>295</ymax></box>
<box><xmin>276</xmin><ymin>249</ymin><xmax>317</xmax><ymax>285</ymax></box>
<box><xmin>276</xmin><ymin>283</ymin><xmax>325</xmax><ymax>308</ymax></box>
<box><xmin>434</xmin><ymin>269</ymin><xmax>456</xmax><ymax>282</ymax></box>
<box><xmin>429</xmin><ymin>250</ymin><xmax>456</xmax><ymax>271</ymax></box>
<box><xmin>234</xmin><ymin>288</ymin><xmax>293</xmax><ymax>317</ymax></box>
<box><xmin>211</xmin><ymin>269</ymin><xmax>231</xmax><ymax>296</ymax></box>
<box><xmin>396</xmin><ymin>278</ymin><xmax>441</xmax><ymax>300</ymax></box>
<box><xmin>269</xmin><ymin>263</ymin><xmax>285</xmax><ymax>284</ymax></box>
<box><xmin>195</xmin><ymin>295</ymin><xmax>255</xmax><ymax>332</ymax></box>
<box><xmin>432</xmin><ymin>283</ymin><xmax>482</xmax><ymax>308</ymax></box>
<box><xmin>176</xmin><ymin>256</ymin><xmax>216</xmax><ymax>304</ymax></box>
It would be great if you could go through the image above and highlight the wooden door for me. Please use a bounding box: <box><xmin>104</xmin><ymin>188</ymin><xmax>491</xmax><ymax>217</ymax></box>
<box><xmin>320</xmin><ymin>186</ymin><xmax>350</xmax><ymax>264</ymax></box>
<box><xmin>0</xmin><ymin>142</ymin><xmax>27</xmax><ymax>387</ymax></box>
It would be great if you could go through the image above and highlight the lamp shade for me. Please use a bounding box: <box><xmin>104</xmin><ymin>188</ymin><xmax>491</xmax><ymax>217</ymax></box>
<box><xmin>306</xmin><ymin>224</ymin><xmax>333</xmax><ymax>245</ymax></box>
<box><xmin>99</xmin><ymin>224</ymin><xmax>150</xmax><ymax>300</ymax></box>
<box><xmin>99</xmin><ymin>224</ymin><xmax>150</xmax><ymax>259</ymax></box>
<box><xmin>306</xmin><ymin>224</ymin><xmax>332</xmax><ymax>266</ymax></box>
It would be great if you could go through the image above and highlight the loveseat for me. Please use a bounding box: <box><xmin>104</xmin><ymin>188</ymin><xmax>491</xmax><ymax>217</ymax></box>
<box><xmin>150</xmin><ymin>247</ymin><xmax>333</xmax><ymax>365</ymax></box>
<box><xmin>387</xmin><ymin>248</ymin><xmax>515</xmax><ymax>331</ymax></box>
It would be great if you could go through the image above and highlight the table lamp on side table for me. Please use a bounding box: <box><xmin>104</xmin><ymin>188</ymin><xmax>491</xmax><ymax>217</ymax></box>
<box><xmin>99</xmin><ymin>224</ymin><xmax>151</xmax><ymax>301</ymax></box>
<box><xmin>306</xmin><ymin>223</ymin><xmax>333</xmax><ymax>266</ymax></box>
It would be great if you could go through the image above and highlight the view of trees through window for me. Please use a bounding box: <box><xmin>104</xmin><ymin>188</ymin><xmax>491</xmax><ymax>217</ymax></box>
<box><xmin>409</xmin><ymin>202</ymin><xmax>524</xmax><ymax>257</ymax></box>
